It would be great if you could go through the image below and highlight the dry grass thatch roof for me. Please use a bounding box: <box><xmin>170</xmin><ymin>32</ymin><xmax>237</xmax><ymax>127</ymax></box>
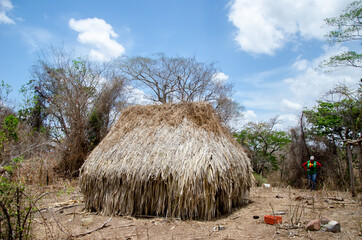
<box><xmin>80</xmin><ymin>102</ymin><xmax>253</xmax><ymax>220</ymax></box>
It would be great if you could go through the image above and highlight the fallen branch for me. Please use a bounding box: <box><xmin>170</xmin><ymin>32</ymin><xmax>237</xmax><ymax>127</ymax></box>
<box><xmin>328</xmin><ymin>201</ymin><xmax>358</xmax><ymax>205</ymax></box>
<box><xmin>55</xmin><ymin>204</ymin><xmax>81</xmax><ymax>212</ymax></box>
<box><xmin>49</xmin><ymin>208</ymin><xmax>71</xmax><ymax>237</ymax></box>
<box><xmin>33</xmin><ymin>201</ymin><xmax>54</xmax><ymax>239</ymax></box>
<box><xmin>323</xmin><ymin>197</ymin><xmax>344</xmax><ymax>201</ymax></box>
<box><xmin>38</xmin><ymin>204</ymin><xmax>82</xmax><ymax>214</ymax></box>
<box><xmin>65</xmin><ymin>212</ymin><xmax>83</xmax><ymax>216</ymax></box>
<box><xmin>118</xmin><ymin>224</ymin><xmax>135</xmax><ymax>228</ymax></box>
<box><xmin>277</xmin><ymin>225</ymin><xmax>303</xmax><ymax>230</ymax></box>
<box><xmin>71</xmin><ymin>217</ymin><xmax>112</xmax><ymax>238</ymax></box>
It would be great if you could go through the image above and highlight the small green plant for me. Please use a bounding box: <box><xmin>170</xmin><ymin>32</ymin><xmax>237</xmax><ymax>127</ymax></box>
<box><xmin>66</xmin><ymin>185</ymin><xmax>74</xmax><ymax>195</ymax></box>
<box><xmin>253</xmin><ymin>172</ymin><xmax>267</xmax><ymax>187</ymax></box>
<box><xmin>2</xmin><ymin>157</ymin><xmax>24</xmax><ymax>175</ymax></box>
<box><xmin>57</xmin><ymin>183</ymin><xmax>75</xmax><ymax>197</ymax></box>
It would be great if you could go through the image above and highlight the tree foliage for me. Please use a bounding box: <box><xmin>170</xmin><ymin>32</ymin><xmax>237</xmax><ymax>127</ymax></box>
<box><xmin>303</xmin><ymin>84</ymin><xmax>361</xmax><ymax>142</ymax></box>
<box><xmin>323</xmin><ymin>0</ymin><xmax>362</xmax><ymax>68</ymax></box>
<box><xmin>325</xmin><ymin>1</ymin><xmax>362</xmax><ymax>43</ymax></box>
<box><xmin>303</xmin><ymin>83</ymin><xmax>361</xmax><ymax>196</ymax></box>
<box><xmin>322</xmin><ymin>51</ymin><xmax>362</xmax><ymax>68</ymax></box>
<box><xmin>234</xmin><ymin>117</ymin><xmax>291</xmax><ymax>175</ymax></box>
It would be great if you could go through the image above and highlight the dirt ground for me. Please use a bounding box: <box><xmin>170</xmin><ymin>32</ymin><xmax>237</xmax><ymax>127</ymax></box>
<box><xmin>31</xmin><ymin>180</ymin><xmax>361</xmax><ymax>240</ymax></box>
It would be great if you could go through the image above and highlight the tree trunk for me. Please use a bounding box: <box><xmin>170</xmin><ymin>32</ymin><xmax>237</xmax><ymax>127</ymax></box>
<box><xmin>299</xmin><ymin>114</ymin><xmax>309</xmax><ymax>164</ymax></box>
<box><xmin>358</xmin><ymin>142</ymin><xmax>362</xmax><ymax>185</ymax></box>
<box><xmin>346</xmin><ymin>144</ymin><xmax>356</xmax><ymax>197</ymax></box>
<box><xmin>300</xmin><ymin>114</ymin><xmax>309</xmax><ymax>151</ymax></box>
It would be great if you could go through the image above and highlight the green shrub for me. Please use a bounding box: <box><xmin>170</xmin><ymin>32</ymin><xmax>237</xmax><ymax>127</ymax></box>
<box><xmin>0</xmin><ymin>158</ymin><xmax>42</xmax><ymax>240</ymax></box>
<box><xmin>253</xmin><ymin>172</ymin><xmax>267</xmax><ymax>187</ymax></box>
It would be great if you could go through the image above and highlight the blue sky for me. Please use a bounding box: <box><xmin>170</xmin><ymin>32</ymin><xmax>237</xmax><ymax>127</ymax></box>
<box><xmin>0</xmin><ymin>0</ymin><xmax>361</xmax><ymax>129</ymax></box>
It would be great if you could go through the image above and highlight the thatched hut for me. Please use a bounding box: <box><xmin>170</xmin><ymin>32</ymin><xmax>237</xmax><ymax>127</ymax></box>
<box><xmin>80</xmin><ymin>102</ymin><xmax>253</xmax><ymax>220</ymax></box>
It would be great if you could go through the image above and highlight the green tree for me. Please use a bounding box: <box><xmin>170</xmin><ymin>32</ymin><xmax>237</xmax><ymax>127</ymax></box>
<box><xmin>323</xmin><ymin>0</ymin><xmax>362</xmax><ymax>68</ymax></box>
<box><xmin>234</xmin><ymin>117</ymin><xmax>291</xmax><ymax>176</ymax></box>
<box><xmin>303</xmin><ymin>83</ymin><xmax>361</xmax><ymax>196</ymax></box>
<box><xmin>18</xmin><ymin>79</ymin><xmax>49</xmax><ymax>133</ymax></box>
<box><xmin>0</xmin><ymin>115</ymin><xmax>19</xmax><ymax>164</ymax></box>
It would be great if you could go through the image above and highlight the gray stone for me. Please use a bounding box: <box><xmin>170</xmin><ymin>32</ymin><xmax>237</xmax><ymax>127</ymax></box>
<box><xmin>81</xmin><ymin>217</ymin><xmax>93</xmax><ymax>226</ymax></box>
<box><xmin>324</xmin><ymin>220</ymin><xmax>341</xmax><ymax>233</ymax></box>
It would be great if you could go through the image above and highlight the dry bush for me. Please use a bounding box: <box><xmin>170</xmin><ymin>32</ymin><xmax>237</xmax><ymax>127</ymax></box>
<box><xmin>264</xmin><ymin>170</ymin><xmax>285</xmax><ymax>187</ymax></box>
<box><xmin>1</xmin><ymin>120</ymin><xmax>49</xmax><ymax>162</ymax></box>
<box><xmin>282</xmin><ymin>128</ymin><xmax>307</xmax><ymax>187</ymax></box>
<box><xmin>283</xmin><ymin>127</ymin><xmax>348</xmax><ymax>190</ymax></box>
<box><xmin>0</xmin><ymin>109</ymin><xmax>57</xmax><ymax>185</ymax></box>
<box><xmin>16</xmin><ymin>154</ymin><xmax>59</xmax><ymax>185</ymax></box>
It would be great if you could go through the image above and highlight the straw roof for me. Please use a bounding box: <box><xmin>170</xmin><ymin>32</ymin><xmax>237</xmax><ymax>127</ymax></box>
<box><xmin>80</xmin><ymin>102</ymin><xmax>252</xmax><ymax>220</ymax></box>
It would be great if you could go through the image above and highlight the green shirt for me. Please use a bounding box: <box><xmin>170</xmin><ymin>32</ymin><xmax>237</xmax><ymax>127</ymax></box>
<box><xmin>307</xmin><ymin>160</ymin><xmax>317</xmax><ymax>175</ymax></box>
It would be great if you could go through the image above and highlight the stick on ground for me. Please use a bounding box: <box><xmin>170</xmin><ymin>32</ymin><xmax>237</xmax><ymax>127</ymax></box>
<box><xmin>71</xmin><ymin>217</ymin><xmax>112</xmax><ymax>238</ymax></box>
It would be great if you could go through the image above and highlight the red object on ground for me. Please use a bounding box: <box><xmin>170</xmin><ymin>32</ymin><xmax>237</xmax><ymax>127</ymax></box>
<box><xmin>264</xmin><ymin>215</ymin><xmax>282</xmax><ymax>225</ymax></box>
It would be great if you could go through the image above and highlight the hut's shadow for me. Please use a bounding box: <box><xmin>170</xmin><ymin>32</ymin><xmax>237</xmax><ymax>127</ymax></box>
<box><xmin>126</xmin><ymin>200</ymin><xmax>255</xmax><ymax>222</ymax></box>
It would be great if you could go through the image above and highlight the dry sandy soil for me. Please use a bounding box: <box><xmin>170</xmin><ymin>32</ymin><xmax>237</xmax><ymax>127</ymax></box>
<box><xmin>31</xmin><ymin>180</ymin><xmax>361</xmax><ymax>240</ymax></box>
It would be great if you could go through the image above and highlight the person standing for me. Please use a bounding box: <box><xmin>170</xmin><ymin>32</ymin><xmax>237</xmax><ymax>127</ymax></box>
<box><xmin>303</xmin><ymin>156</ymin><xmax>322</xmax><ymax>190</ymax></box>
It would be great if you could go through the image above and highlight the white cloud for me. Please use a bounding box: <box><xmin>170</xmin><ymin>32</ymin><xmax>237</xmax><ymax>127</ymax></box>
<box><xmin>243</xmin><ymin>110</ymin><xmax>257</xmax><ymax>121</ymax></box>
<box><xmin>236</xmin><ymin>45</ymin><xmax>362</xmax><ymax>128</ymax></box>
<box><xmin>275</xmin><ymin>114</ymin><xmax>299</xmax><ymax>130</ymax></box>
<box><xmin>0</xmin><ymin>0</ymin><xmax>14</xmax><ymax>24</ymax></box>
<box><xmin>284</xmin><ymin>45</ymin><xmax>360</xmax><ymax>108</ymax></box>
<box><xmin>69</xmin><ymin>17</ymin><xmax>125</xmax><ymax>61</ymax></box>
<box><xmin>292</xmin><ymin>58</ymin><xmax>309</xmax><ymax>71</ymax></box>
<box><xmin>213</xmin><ymin>72</ymin><xmax>229</xmax><ymax>84</ymax></box>
<box><xmin>124</xmin><ymin>85</ymin><xmax>153</xmax><ymax>105</ymax></box>
<box><xmin>227</xmin><ymin>0</ymin><xmax>353</xmax><ymax>55</ymax></box>
<box><xmin>228</xmin><ymin>109</ymin><xmax>258</xmax><ymax>131</ymax></box>
<box><xmin>20</xmin><ymin>27</ymin><xmax>53</xmax><ymax>52</ymax></box>
<box><xmin>281</xmin><ymin>99</ymin><xmax>302</xmax><ymax>112</ymax></box>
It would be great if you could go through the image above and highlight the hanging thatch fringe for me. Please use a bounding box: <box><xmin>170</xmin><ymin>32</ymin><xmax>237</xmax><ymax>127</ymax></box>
<box><xmin>80</xmin><ymin>102</ymin><xmax>253</xmax><ymax>220</ymax></box>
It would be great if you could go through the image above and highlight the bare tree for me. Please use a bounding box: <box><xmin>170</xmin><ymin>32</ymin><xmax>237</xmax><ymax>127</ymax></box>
<box><xmin>119</xmin><ymin>54</ymin><xmax>176</xmax><ymax>103</ymax></box>
<box><xmin>119</xmin><ymin>53</ymin><xmax>242</xmax><ymax>124</ymax></box>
